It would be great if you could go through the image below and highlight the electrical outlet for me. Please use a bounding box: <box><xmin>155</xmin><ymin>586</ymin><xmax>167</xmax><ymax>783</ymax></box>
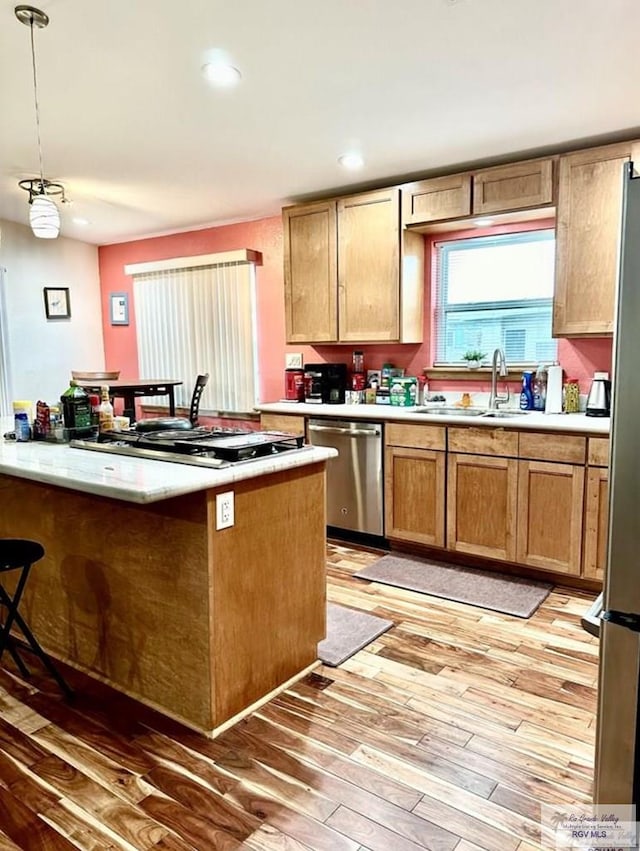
<box><xmin>216</xmin><ymin>491</ymin><xmax>234</xmax><ymax>530</ymax></box>
<box><xmin>285</xmin><ymin>352</ymin><xmax>303</xmax><ymax>369</ymax></box>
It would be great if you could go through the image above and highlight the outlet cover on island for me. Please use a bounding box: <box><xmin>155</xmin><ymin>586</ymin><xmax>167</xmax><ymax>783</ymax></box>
<box><xmin>216</xmin><ymin>491</ymin><xmax>234</xmax><ymax>530</ymax></box>
<box><xmin>285</xmin><ymin>352</ymin><xmax>303</xmax><ymax>369</ymax></box>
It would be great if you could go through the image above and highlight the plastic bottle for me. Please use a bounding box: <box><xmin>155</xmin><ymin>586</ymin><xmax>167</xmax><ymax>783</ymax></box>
<box><xmin>12</xmin><ymin>401</ymin><xmax>32</xmax><ymax>441</ymax></box>
<box><xmin>520</xmin><ymin>371</ymin><xmax>534</xmax><ymax>410</ymax></box>
<box><xmin>60</xmin><ymin>382</ymin><xmax>92</xmax><ymax>431</ymax></box>
<box><xmin>98</xmin><ymin>385</ymin><xmax>115</xmax><ymax>433</ymax></box>
<box><xmin>532</xmin><ymin>365</ymin><xmax>547</xmax><ymax>411</ymax></box>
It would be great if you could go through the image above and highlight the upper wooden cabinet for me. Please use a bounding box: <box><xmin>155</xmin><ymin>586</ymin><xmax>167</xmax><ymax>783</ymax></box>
<box><xmin>338</xmin><ymin>189</ymin><xmax>401</xmax><ymax>342</ymax></box>
<box><xmin>283</xmin><ymin>188</ymin><xmax>423</xmax><ymax>344</ymax></box>
<box><xmin>553</xmin><ymin>141</ymin><xmax>633</xmax><ymax>337</ymax></box>
<box><xmin>472</xmin><ymin>158</ymin><xmax>555</xmax><ymax>215</ymax></box>
<box><xmin>283</xmin><ymin>201</ymin><xmax>337</xmax><ymax>343</ymax></box>
<box><xmin>401</xmin><ymin>158</ymin><xmax>554</xmax><ymax>227</ymax></box>
<box><xmin>402</xmin><ymin>174</ymin><xmax>472</xmax><ymax>226</ymax></box>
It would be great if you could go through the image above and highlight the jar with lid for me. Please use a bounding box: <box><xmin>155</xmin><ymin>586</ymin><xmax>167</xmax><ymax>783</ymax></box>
<box><xmin>563</xmin><ymin>378</ymin><xmax>580</xmax><ymax>413</ymax></box>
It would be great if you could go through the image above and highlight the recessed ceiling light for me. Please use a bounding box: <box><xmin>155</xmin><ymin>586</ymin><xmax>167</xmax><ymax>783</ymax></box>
<box><xmin>72</xmin><ymin>217</ymin><xmax>90</xmax><ymax>226</ymax></box>
<box><xmin>338</xmin><ymin>153</ymin><xmax>364</xmax><ymax>170</ymax></box>
<box><xmin>474</xmin><ymin>218</ymin><xmax>494</xmax><ymax>227</ymax></box>
<box><xmin>202</xmin><ymin>62</ymin><xmax>242</xmax><ymax>87</ymax></box>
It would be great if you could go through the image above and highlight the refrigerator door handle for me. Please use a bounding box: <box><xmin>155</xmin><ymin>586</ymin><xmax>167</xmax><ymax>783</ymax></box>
<box><xmin>602</xmin><ymin>609</ymin><xmax>640</xmax><ymax>632</ymax></box>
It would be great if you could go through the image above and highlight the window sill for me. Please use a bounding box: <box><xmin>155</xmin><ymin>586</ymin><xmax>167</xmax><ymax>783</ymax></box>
<box><xmin>426</xmin><ymin>366</ymin><xmax>533</xmax><ymax>381</ymax></box>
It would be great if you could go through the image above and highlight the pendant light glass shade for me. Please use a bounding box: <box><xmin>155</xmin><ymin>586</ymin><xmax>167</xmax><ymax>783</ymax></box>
<box><xmin>29</xmin><ymin>194</ymin><xmax>60</xmax><ymax>239</ymax></box>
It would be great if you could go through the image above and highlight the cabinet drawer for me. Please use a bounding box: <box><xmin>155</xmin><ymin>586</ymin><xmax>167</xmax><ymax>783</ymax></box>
<box><xmin>588</xmin><ymin>436</ymin><xmax>610</xmax><ymax>467</ymax></box>
<box><xmin>386</xmin><ymin>422</ymin><xmax>446</xmax><ymax>451</ymax></box>
<box><xmin>448</xmin><ymin>426</ymin><xmax>518</xmax><ymax>457</ymax></box>
<box><xmin>260</xmin><ymin>414</ymin><xmax>306</xmax><ymax>436</ymax></box>
<box><xmin>519</xmin><ymin>432</ymin><xmax>586</xmax><ymax>464</ymax></box>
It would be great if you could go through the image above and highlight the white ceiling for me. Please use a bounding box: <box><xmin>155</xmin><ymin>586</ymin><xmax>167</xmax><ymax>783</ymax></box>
<box><xmin>0</xmin><ymin>0</ymin><xmax>638</xmax><ymax>246</ymax></box>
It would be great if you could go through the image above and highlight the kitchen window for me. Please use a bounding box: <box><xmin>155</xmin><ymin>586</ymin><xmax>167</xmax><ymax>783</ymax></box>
<box><xmin>128</xmin><ymin>252</ymin><xmax>259</xmax><ymax>415</ymax></box>
<box><xmin>433</xmin><ymin>228</ymin><xmax>557</xmax><ymax>365</ymax></box>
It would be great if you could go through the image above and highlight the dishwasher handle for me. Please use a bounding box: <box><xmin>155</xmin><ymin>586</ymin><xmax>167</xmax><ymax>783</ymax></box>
<box><xmin>308</xmin><ymin>424</ymin><xmax>381</xmax><ymax>438</ymax></box>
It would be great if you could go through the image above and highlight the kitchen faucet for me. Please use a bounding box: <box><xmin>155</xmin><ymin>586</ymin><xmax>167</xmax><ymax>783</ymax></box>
<box><xmin>489</xmin><ymin>348</ymin><xmax>510</xmax><ymax>409</ymax></box>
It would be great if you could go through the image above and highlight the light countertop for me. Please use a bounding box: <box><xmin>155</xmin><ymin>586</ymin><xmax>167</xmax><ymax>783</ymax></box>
<box><xmin>0</xmin><ymin>434</ymin><xmax>336</xmax><ymax>504</ymax></box>
<box><xmin>255</xmin><ymin>401</ymin><xmax>610</xmax><ymax>434</ymax></box>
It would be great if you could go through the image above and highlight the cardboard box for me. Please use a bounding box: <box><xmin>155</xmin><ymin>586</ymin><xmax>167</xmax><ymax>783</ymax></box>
<box><xmin>389</xmin><ymin>377</ymin><xmax>418</xmax><ymax>406</ymax></box>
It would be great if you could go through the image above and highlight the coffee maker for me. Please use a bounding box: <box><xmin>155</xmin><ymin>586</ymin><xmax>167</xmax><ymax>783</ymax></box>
<box><xmin>586</xmin><ymin>371</ymin><xmax>611</xmax><ymax>417</ymax></box>
<box><xmin>303</xmin><ymin>363</ymin><xmax>347</xmax><ymax>404</ymax></box>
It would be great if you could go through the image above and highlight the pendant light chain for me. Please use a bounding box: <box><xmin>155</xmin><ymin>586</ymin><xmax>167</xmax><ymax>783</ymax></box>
<box><xmin>28</xmin><ymin>15</ymin><xmax>46</xmax><ymax>192</ymax></box>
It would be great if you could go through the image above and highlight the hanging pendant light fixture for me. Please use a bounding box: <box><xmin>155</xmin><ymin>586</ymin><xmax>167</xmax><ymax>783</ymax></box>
<box><xmin>15</xmin><ymin>5</ymin><xmax>65</xmax><ymax>239</ymax></box>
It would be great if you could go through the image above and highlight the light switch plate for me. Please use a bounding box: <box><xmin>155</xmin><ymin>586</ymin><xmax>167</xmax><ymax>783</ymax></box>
<box><xmin>285</xmin><ymin>352</ymin><xmax>303</xmax><ymax>369</ymax></box>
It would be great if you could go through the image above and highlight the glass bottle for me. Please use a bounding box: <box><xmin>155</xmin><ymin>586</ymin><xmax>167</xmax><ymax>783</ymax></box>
<box><xmin>98</xmin><ymin>385</ymin><xmax>115</xmax><ymax>433</ymax></box>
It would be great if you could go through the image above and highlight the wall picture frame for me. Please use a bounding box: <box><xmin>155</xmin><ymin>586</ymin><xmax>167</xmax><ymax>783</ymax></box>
<box><xmin>109</xmin><ymin>292</ymin><xmax>129</xmax><ymax>325</ymax></box>
<box><xmin>43</xmin><ymin>287</ymin><xmax>71</xmax><ymax>320</ymax></box>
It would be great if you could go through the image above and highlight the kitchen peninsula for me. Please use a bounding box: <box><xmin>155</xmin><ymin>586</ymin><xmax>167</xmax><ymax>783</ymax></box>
<box><xmin>0</xmin><ymin>435</ymin><xmax>335</xmax><ymax>735</ymax></box>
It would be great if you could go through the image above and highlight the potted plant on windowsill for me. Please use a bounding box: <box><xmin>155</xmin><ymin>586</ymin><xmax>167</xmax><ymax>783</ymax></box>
<box><xmin>462</xmin><ymin>350</ymin><xmax>487</xmax><ymax>369</ymax></box>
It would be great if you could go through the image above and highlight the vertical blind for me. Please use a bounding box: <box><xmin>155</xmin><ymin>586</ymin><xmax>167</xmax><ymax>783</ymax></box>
<box><xmin>0</xmin><ymin>269</ymin><xmax>11</xmax><ymax>417</ymax></box>
<box><xmin>133</xmin><ymin>259</ymin><xmax>258</xmax><ymax>414</ymax></box>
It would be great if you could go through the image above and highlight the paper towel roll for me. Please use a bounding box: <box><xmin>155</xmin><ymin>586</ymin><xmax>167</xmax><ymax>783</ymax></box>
<box><xmin>545</xmin><ymin>365</ymin><xmax>563</xmax><ymax>414</ymax></box>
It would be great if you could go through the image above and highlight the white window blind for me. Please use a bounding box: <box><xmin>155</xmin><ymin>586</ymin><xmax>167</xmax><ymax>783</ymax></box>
<box><xmin>0</xmin><ymin>268</ymin><xmax>11</xmax><ymax>417</ymax></box>
<box><xmin>433</xmin><ymin>229</ymin><xmax>558</xmax><ymax>365</ymax></box>
<box><xmin>132</xmin><ymin>258</ymin><xmax>258</xmax><ymax>415</ymax></box>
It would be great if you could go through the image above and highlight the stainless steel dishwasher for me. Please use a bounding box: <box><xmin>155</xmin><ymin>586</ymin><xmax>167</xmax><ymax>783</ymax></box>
<box><xmin>308</xmin><ymin>418</ymin><xmax>383</xmax><ymax>535</ymax></box>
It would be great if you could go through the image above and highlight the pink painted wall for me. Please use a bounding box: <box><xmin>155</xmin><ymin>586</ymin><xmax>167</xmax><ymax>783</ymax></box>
<box><xmin>98</xmin><ymin>216</ymin><xmax>286</xmax><ymax>405</ymax></box>
<box><xmin>98</xmin><ymin>215</ymin><xmax>612</xmax><ymax>406</ymax></box>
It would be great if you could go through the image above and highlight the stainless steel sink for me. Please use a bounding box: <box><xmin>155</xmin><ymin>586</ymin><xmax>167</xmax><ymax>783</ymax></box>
<box><xmin>412</xmin><ymin>407</ymin><xmax>486</xmax><ymax>417</ymax></box>
<box><xmin>413</xmin><ymin>406</ymin><xmax>532</xmax><ymax>418</ymax></box>
<box><xmin>481</xmin><ymin>410</ymin><xmax>532</xmax><ymax>418</ymax></box>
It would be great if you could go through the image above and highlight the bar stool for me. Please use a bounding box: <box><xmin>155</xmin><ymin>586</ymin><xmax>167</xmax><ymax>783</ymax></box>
<box><xmin>0</xmin><ymin>539</ymin><xmax>72</xmax><ymax>698</ymax></box>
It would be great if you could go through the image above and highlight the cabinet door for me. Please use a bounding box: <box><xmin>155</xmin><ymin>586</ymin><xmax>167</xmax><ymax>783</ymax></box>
<box><xmin>337</xmin><ymin>189</ymin><xmax>400</xmax><ymax>342</ymax></box>
<box><xmin>447</xmin><ymin>453</ymin><xmax>518</xmax><ymax>561</ymax></box>
<box><xmin>472</xmin><ymin>159</ymin><xmax>554</xmax><ymax>215</ymax></box>
<box><xmin>401</xmin><ymin>174</ymin><xmax>472</xmax><ymax>225</ymax></box>
<box><xmin>260</xmin><ymin>413</ymin><xmax>306</xmax><ymax>437</ymax></box>
<box><xmin>283</xmin><ymin>201</ymin><xmax>337</xmax><ymax>343</ymax></box>
<box><xmin>516</xmin><ymin>461</ymin><xmax>584</xmax><ymax>575</ymax></box>
<box><xmin>385</xmin><ymin>446</ymin><xmax>445</xmax><ymax>547</ymax></box>
<box><xmin>553</xmin><ymin>142</ymin><xmax>632</xmax><ymax>336</ymax></box>
<box><xmin>583</xmin><ymin>467</ymin><xmax>609</xmax><ymax>582</ymax></box>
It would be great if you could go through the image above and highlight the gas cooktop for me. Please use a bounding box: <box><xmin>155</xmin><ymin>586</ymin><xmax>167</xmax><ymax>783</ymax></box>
<box><xmin>70</xmin><ymin>426</ymin><xmax>306</xmax><ymax>468</ymax></box>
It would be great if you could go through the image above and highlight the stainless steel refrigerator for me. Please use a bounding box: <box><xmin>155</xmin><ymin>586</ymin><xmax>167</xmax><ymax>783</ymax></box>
<box><xmin>594</xmin><ymin>162</ymin><xmax>640</xmax><ymax>804</ymax></box>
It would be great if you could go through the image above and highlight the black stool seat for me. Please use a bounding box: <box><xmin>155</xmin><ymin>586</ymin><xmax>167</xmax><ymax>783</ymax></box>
<box><xmin>0</xmin><ymin>539</ymin><xmax>44</xmax><ymax>569</ymax></box>
<box><xmin>0</xmin><ymin>539</ymin><xmax>72</xmax><ymax>698</ymax></box>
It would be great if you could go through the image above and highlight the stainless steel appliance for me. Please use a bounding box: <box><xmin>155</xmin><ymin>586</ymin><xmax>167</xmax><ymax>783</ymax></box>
<box><xmin>594</xmin><ymin>163</ymin><xmax>640</xmax><ymax>805</ymax></box>
<box><xmin>70</xmin><ymin>426</ymin><xmax>307</xmax><ymax>468</ymax></box>
<box><xmin>586</xmin><ymin>371</ymin><xmax>612</xmax><ymax>417</ymax></box>
<box><xmin>308</xmin><ymin>418</ymin><xmax>383</xmax><ymax>535</ymax></box>
<box><xmin>303</xmin><ymin>363</ymin><xmax>347</xmax><ymax>404</ymax></box>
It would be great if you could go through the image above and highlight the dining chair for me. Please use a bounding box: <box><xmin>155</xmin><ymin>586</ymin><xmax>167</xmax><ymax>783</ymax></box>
<box><xmin>134</xmin><ymin>373</ymin><xmax>209</xmax><ymax>432</ymax></box>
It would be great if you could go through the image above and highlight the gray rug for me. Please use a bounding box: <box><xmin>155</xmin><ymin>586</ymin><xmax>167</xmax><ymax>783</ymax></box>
<box><xmin>318</xmin><ymin>603</ymin><xmax>393</xmax><ymax>667</ymax></box>
<box><xmin>354</xmin><ymin>554</ymin><xmax>552</xmax><ymax>618</ymax></box>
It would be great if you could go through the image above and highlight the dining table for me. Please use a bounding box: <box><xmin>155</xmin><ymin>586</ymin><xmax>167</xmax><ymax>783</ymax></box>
<box><xmin>74</xmin><ymin>378</ymin><xmax>183</xmax><ymax>423</ymax></box>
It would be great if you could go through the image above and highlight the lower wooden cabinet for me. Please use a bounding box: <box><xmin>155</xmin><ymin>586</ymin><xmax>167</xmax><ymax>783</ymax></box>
<box><xmin>385</xmin><ymin>446</ymin><xmax>445</xmax><ymax>547</ymax></box>
<box><xmin>583</xmin><ymin>466</ymin><xmax>609</xmax><ymax>581</ymax></box>
<box><xmin>516</xmin><ymin>461</ymin><xmax>585</xmax><ymax>575</ymax></box>
<box><xmin>447</xmin><ymin>452</ymin><xmax>518</xmax><ymax>562</ymax></box>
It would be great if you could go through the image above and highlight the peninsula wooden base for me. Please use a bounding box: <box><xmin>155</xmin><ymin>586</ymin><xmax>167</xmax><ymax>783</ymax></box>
<box><xmin>0</xmin><ymin>463</ymin><xmax>327</xmax><ymax>732</ymax></box>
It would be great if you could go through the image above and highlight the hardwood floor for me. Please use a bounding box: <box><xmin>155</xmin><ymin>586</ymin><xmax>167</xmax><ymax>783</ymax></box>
<box><xmin>0</xmin><ymin>540</ymin><xmax>599</xmax><ymax>850</ymax></box>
